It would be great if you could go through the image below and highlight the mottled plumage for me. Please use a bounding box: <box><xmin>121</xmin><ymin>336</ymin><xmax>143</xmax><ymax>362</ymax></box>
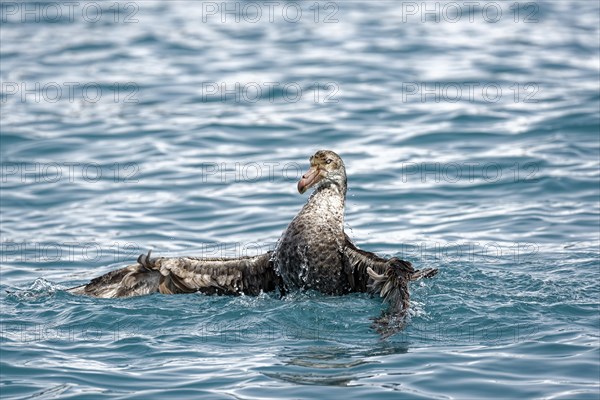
<box><xmin>68</xmin><ymin>150</ymin><xmax>437</xmax><ymax>334</ymax></box>
<box><xmin>274</xmin><ymin>150</ymin><xmax>348</xmax><ymax>294</ymax></box>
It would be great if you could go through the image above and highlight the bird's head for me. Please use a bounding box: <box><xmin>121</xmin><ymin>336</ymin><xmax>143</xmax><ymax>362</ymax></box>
<box><xmin>297</xmin><ymin>150</ymin><xmax>347</xmax><ymax>195</ymax></box>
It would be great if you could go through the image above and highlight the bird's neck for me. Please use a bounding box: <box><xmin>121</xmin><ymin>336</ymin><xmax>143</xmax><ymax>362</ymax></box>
<box><xmin>303</xmin><ymin>182</ymin><xmax>346</xmax><ymax>226</ymax></box>
<box><xmin>311</xmin><ymin>181</ymin><xmax>346</xmax><ymax>200</ymax></box>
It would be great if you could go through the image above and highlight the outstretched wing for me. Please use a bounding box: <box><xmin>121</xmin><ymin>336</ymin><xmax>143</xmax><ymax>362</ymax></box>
<box><xmin>342</xmin><ymin>234</ymin><xmax>389</xmax><ymax>293</ymax></box>
<box><xmin>67</xmin><ymin>263</ymin><xmax>162</xmax><ymax>298</ymax></box>
<box><xmin>68</xmin><ymin>251</ymin><xmax>278</xmax><ymax>298</ymax></box>
<box><xmin>342</xmin><ymin>234</ymin><xmax>438</xmax><ymax>337</ymax></box>
<box><xmin>152</xmin><ymin>252</ymin><xmax>278</xmax><ymax>296</ymax></box>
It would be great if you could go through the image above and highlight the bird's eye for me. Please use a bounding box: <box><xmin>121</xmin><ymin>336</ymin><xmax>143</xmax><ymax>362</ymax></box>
<box><xmin>326</xmin><ymin>159</ymin><xmax>332</xmax><ymax>164</ymax></box>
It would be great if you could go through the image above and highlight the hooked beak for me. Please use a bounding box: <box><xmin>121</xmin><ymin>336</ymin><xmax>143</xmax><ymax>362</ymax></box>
<box><xmin>298</xmin><ymin>165</ymin><xmax>322</xmax><ymax>194</ymax></box>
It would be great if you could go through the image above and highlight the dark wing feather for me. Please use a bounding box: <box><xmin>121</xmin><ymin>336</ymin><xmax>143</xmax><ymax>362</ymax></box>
<box><xmin>67</xmin><ymin>263</ymin><xmax>161</xmax><ymax>298</ymax></box>
<box><xmin>153</xmin><ymin>252</ymin><xmax>278</xmax><ymax>296</ymax></box>
<box><xmin>342</xmin><ymin>234</ymin><xmax>438</xmax><ymax>338</ymax></box>
<box><xmin>342</xmin><ymin>233</ymin><xmax>389</xmax><ymax>292</ymax></box>
<box><xmin>68</xmin><ymin>251</ymin><xmax>278</xmax><ymax>298</ymax></box>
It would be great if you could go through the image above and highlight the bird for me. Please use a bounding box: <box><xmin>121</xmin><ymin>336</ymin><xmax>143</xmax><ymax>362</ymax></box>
<box><xmin>68</xmin><ymin>150</ymin><xmax>437</xmax><ymax>336</ymax></box>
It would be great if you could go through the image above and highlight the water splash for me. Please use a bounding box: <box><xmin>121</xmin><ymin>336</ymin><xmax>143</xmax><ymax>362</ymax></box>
<box><xmin>6</xmin><ymin>278</ymin><xmax>62</xmax><ymax>301</ymax></box>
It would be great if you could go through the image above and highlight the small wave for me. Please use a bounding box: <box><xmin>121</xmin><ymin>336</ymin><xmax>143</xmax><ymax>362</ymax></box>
<box><xmin>6</xmin><ymin>278</ymin><xmax>63</xmax><ymax>301</ymax></box>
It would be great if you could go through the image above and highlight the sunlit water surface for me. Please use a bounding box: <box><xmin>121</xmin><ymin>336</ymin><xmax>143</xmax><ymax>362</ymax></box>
<box><xmin>1</xmin><ymin>1</ymin><xmax>599</xmax><ymax>399</ymax></box>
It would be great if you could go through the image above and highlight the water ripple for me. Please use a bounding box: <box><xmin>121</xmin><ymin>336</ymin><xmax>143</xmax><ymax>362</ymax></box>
<box><xmin>1</xmin><ymin>1</ymin><xmax>599</xmax><ymax>399</ymax></box>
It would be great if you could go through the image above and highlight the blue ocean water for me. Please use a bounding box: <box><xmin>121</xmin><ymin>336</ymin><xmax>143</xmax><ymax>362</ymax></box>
<box><xmin>1</xmin><ymin>1</ymin><xmax>599</xmax><ymax>398</ymax></box>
